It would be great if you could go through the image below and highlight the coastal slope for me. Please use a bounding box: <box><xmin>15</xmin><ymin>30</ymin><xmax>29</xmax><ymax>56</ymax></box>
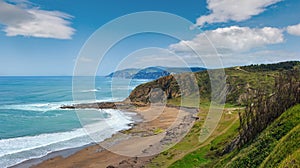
<box><xmin>32</xmin><ymin>61</ymin><xmax>300</xmax><ymax>168</ymax></box>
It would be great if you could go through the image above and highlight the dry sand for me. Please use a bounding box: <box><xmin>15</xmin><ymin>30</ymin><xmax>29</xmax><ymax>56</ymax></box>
<box><xmin>26</xmin><ymin>105</ymin><xmax>198</xmax><ymax>168</ymax></box>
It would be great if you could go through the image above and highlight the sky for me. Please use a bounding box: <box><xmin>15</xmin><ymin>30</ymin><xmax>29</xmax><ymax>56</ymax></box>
<box><xmin>0</xmin><ymin>0</ymin><xmax>299</xmax><ymax>76</ymax></box>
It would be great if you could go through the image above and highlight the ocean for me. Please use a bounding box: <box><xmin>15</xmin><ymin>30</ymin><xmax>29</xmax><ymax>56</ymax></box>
<box><xmin>0</xmin><ymin>76</ymin><xmax>149</xmax><ymax>168</ymax></box>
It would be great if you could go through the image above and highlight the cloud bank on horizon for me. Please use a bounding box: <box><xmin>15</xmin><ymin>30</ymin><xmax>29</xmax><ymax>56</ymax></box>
<box><xmin>0</xmin><ymin>0</ymin><xmax>75</xmax><ymax>39</ymax></box>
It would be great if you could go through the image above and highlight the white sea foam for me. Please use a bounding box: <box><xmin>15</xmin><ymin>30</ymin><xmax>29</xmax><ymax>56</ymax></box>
<box><xmin>0</xmin><ymin>128</ymin><xmax>87</xmax><ymax>158</ymax></box>
<box><xmin>79</xmin><ymin>89</ymin><xmax>101</xmax><ymax>93</ymax></box>
<box><xmin>0</xmin><ymin>109</ymin><xmax>134</xmax><ymax>168</ymax></box>
<box><xmin>0</xmin><ymin>102</ymin><xmax>72</xmax><ymax>112</ymax></box>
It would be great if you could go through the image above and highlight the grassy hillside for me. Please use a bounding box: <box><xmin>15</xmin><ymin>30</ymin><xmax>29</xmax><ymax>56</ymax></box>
<box><xmin>278</xmin><ymin>148</ymin><xmax>300</xmax><ymax>168</ymax></box>
<box><xmin>260</xmin><ymin>124</ymin><xmax>300</xmax><ymax>167</ymax></box>
<box><xmin>149</xmin><ymin>104</ymin><xmax>300</xmax><ymax>168</ymax></box>
<box><xmin>129</xmin><ymin>61</ymin><xmax>300</xmax><ymax>105</ymax></box>
<box><xmin>147</xmin><ymin>106</ymin><xmax>241</xmax><ymax>168</ymax></box>
<box><xmin>213</xmin><ymin>104</ymin><xmax>300</xmax><ymax>168</ymax></box>
<box><xmin>127</xmin><ymin>61</ymin><xmax>300</xmax><ymax>168</ymax></box>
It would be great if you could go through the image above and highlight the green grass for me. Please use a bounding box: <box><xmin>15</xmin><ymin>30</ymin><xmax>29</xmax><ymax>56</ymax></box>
<box><xmin>278</xmin><ymin>148</ymin><xmax>300</xmax><ymax>168</ymax></box>
<box><xmin>147</xmin><ymin>117</ymin><xmax>205</xmax><ymax>168</ymax></box>
<box><xmin>224</xmin><ymin>103</ymin><xmax>241</xmax><ymax>108</ymax></box>
<box><xmin>130</xmin><ymin>62</ymin><xmax>298</xmax><ymax>107</ymax></box>
<box><xmin>153</xmin><ymin>128</ymin><xmax>164</xmax><ymax>135</ymax></box>
<box><xmin>133</xmin><ymin>62</ymin><xmax>300</xmax><ymax>168</ymax></box>
<box><xmin>159</xmin><ymin>104</ymin><xmax>300</xmax><ymax>168</ymax></box>
<box><xmin>167</xmin><ymin>96</ymin><xmax>213</xmax><ymax>110</ymax></box>
<box><xmin>147</xmin><ymin>107</ymin><xmax>239</xmax><ymax>168</ymax></box>
<box><xmin>260</xmin><ymin>124</ymin><xmax>300</xmax><ymax>168</ymax></box>
<box><xmin>214</xmin><ymin>104</ymin><xmax>300</xmax><ymax>168</ymax></box>
<box><xmin>224</xmin><ymin>68</ymin><xmax>276</xmax><ymax>104</ymax></box>
<box><xmin>169</xmin><ymin>115</ymin><xmax>240</xmax><ymax>168</ymax></box>
<box><xmin>169</xmin><ymin>145</ymin><xmax>211</xmax><ymax>168</ymax></box>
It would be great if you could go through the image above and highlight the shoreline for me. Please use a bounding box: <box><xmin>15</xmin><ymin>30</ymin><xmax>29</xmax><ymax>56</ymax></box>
<box><xmin>14</xmin><ymin>104</ymin><xmax>198</xmax><ymax>168</ymax></box>
<box><xmin>10</xmin><ymin>143</ymin><xmax>94</xmax><ymax>168</ymax></box>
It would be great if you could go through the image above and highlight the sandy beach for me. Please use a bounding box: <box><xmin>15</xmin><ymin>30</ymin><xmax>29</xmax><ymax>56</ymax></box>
<box><xmin>15</xmin><ymin>104</ymin><xmax>198</xmax><ymax>168</ymax></box>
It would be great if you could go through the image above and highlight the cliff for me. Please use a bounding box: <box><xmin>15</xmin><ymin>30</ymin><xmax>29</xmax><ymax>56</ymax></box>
<box><xmin>127</xmin><ymin>61</ymin><xmax>300</xmax><ymax>105</ymax></box>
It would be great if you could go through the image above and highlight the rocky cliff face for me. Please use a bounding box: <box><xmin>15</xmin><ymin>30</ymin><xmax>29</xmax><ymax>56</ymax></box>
<box><xmin>128</xmin><ymin>75</ymin><xmax>180</xmax><ymax>103</ymax></box>
<box><xmin>128</xmin><ymin>72</ymin><xmax>205</xmax><ymax>104</ymax></box>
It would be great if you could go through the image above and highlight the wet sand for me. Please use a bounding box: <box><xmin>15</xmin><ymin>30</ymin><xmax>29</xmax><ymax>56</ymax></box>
<box><xmin>16</xmin><ymin>105</ymin><xmax>198</xmax><ymax>168</ymax></box>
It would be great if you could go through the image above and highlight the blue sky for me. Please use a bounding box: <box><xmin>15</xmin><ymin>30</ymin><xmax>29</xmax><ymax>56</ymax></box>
<box><xmin>0</xmin><ymin>0</ymin><xmax>299</xmax><ymax>76</ymax></box>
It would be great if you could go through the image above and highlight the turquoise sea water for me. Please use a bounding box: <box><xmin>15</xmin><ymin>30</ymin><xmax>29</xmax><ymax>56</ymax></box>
<box><xmin>0</xmin><ymin>76</ymin><xmax>148</xmax><ymax>168</ymax></box>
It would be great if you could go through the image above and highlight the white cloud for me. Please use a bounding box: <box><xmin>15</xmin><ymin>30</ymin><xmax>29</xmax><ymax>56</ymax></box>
<box><xmin>0</xmin><ymin>0</ymin><xmax>75</xmax><ymax>39</ymax></box>
<box><xmin>196</xmin><ymin>0</ymin><xmax>282</xmax><ymax>26</ymax></box>
<box><xmin>169</xmin><ymin>26</ymin><xmax>284</xmax><ymax>54</ymax></box>
<box><xmin>286</xmin><ymin>23</ymin><xmax>300</xmax><ymax>36</ymax></box>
